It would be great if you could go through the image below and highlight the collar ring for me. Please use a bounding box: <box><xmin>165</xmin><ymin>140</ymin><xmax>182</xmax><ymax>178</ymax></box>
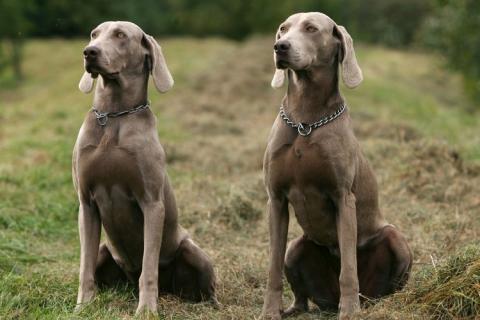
<box><xmin>297</xmin><ymin>123</ymin><xmax>312</xmax><ymax>136</ymax></box>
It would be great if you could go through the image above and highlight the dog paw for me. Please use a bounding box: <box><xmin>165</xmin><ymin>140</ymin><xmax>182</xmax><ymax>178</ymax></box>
<box><xmin>260</xmin><ymin>311</ymin><xmax>282</xmax><ymax>320</ymax></box>
<box><xmin>260</xmin><ymin>303</ymin><xmax>283</xmax><ymax>320</ymax></box>
<box><xmin>209</xmin><ymin>296</ymin><xmax>222</xmax><ymax>309</ymax></box>
<box><xmin>75</xmin><ymin>286</ymin><xmax>96</xmax><ymax>313</ymax></box>
<box><xmin>135</xmin><ymin>305</ymin><xmax>158</xmax><ymax>317</ymax></box>
<box><xmin>283</xmin><ymin>301</ymin><xmax>308</xmax><ymax>317</ymax></box>
<box><xmin>73</xmin><ymin>303</ymin><xmax>86</xmax><ymax>314</ymax></box>
<box><xmin>135</xmin><ymin>299</ymin><xmax>158</xmax><ymax>316</ymax></box>
<box><xmin>74</xmin><ymin>298</ymin><xmax>94</xmax><ymax>313</ymax></box>
<box><xmin>261</xmin><ymin>292</ymin><xmax>283</xmax><ymax>320</ymax></box>
<box><xmin>338</xmin><ymin>296</ymin><xmax>360</xmax><ymax>320</ymax></box>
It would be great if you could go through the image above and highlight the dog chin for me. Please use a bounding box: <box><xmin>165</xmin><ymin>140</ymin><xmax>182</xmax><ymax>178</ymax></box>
<box><xmin>86</xmin><ymin>67</ymin><xmax>119</xmax><ymax>79</ymax></box>
<box><xmin>85</xmin><ymin>65</ymin><xmax>100</xmax><ymax>78</ymax></box>
<box><xmin>101</xmin><ymin>72</ymin><xmax>120</xmax><ymax>79</ymax></box>
<box><xmin>276</xmin><ymin>60</ymin><xmax>290</xmax><ymax>69</ymax></box>
<box><xmin>280</xmin><ymin>62</ymin><xmax>311</xmax><ymax>72</ymax></box>
<box><xmin>85</xmin><ymin>64</ymin><xmax>118</xmax><ymax>79</ymax></box>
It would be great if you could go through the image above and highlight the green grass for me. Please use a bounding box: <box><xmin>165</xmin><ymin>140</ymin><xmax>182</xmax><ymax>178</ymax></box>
<box><xmin>0</xmin><ymin>37</ymin><xmax>479</xmax><ymax>319</ymax></box>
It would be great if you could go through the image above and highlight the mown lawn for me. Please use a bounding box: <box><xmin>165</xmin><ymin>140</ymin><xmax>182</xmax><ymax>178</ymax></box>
<box><xmin>0</xmin><ymin>37</ymin><xmax>479</xmax><ymax>319</ymax></box>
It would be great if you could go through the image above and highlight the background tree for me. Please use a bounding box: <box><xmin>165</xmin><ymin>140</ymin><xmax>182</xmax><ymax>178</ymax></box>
<box><xmin>0</xmin><ymin>0</ymin><xmax>35</xmax><ymax>81</ymax></box>
<box><xmin>422</xmin><ymin>0</ymin><xmax>480</xmax><ymax>103</ymax></box>
<box><xmin>1</xmin><ymin>0</ymin><xmax>479</xmax><ymax>104</ymax></box>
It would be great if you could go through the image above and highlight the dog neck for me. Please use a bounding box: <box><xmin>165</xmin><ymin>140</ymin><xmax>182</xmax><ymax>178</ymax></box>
<box><xmin>93</xmin><ymin>71</ymin><xmax>149</xmax><ymax>113</ymax></box>
<box><xmin>284</xmin><ymin>64</ymin><xmax>344</xmax><ymax>124</ymax></box>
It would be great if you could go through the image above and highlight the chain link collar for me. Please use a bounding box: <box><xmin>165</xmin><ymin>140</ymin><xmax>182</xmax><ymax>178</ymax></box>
<box><xmin>92</xmin><ymin>101</ymin><xmax>150</xmax><ymax>126</ymax></box>
<box><xmin>279</xmin><ymin>103</ymin><xmax>346</xmax><ymax>136</ymax></box>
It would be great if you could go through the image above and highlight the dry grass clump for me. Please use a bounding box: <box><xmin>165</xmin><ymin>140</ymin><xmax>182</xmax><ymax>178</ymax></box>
<box><xmin>360</xmin><ymin>243</ymin><xmax>480</xmax><ymax>319</ymax></box>
<box><xmin>409</xmin><ymin>244</ymin><xmax>480</xmax><ymax>318</ymax></box>
<box><xmin>211</xmin><ymin>187</ymin><xmax>263</xmax><ymax>229</ymax></box>
<box><xmin>400</xmin><ymin>140</ymin><xmax>479</xmax><ymax>203</ymax></box>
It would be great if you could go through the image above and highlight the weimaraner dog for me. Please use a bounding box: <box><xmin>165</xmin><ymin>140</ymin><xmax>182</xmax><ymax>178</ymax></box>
<box><xmin>73</xmin><ymin>21</ymin><xmax>217</xmax><ymax>315</ymax></box>
<box><xmin>261</xmin><ymin>13</ymin><xmax>412</xmax><ymax>319</ymax></box>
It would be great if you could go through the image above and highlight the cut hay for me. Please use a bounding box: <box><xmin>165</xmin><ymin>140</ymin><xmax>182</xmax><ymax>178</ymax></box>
<box><xmin>360</xmin><ymin>243</ymin><xmax>480</xmax><ymax>319</ymax></box>
<box><xmin>211</xmin><ymin>187</ymin><xmax>263</xmax><ymax>229</ymax></box>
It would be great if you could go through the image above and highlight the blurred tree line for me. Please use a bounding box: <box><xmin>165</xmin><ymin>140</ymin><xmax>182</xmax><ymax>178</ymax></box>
<box><xmin>0</xmin><ymin>0</ymin><xmax>433</xmax><ymax>42</ymax></box>
<box><xmin>0</xmin><ymin>0</ymin><xmax>479</xmax><ymax>104</ymax></box>
<box><xmin>422</xmin><ymin>0</ymin><xmax>480</xmax><ymax>103</ymax></box>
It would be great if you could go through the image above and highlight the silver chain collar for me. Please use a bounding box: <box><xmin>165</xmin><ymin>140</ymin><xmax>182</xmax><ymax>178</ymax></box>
<box><xmin>279</xmin><ymin>103</ymin><xmax>347</xmax><ymax>136</ymax></box>
<box><xmin>92</xmin><ymin>101</ymin><xmax>150</xmax><ymax>126</ymax></box>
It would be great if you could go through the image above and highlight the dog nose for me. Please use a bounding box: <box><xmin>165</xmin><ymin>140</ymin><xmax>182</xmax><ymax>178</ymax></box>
<box><xmin>274</xmin><ymin>41</ymin><xmax>291</xmax><ymax>53</ymax></box>
<box><xmin>83</xmin><ymin>46</ymin><xmax>100</xmax><ymax>59</ymax></box>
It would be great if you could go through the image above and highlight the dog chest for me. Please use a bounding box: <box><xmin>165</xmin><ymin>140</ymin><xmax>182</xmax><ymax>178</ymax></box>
<box><xmin>268</xmin><ymin>137</ymin><xmax>344</xmax><ymax>191</ymax></box>
<box><xmin>267</xmin><ymin>137</ymin><xmax>347</xmax><ymax>245</ymax></box>
<box><xmin>288</xmin><ymin>186</ymin><xmax>338</xmax><ymax>245</ymax></box>
<box><xmin>77</xmin><ymin>145</ymin><xmax>145</xmax><ymax>195</ymax></box>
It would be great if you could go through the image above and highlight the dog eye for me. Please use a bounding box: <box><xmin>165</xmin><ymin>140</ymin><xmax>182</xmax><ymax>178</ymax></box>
<box><xmin>279</xmin><ymin>26</ymin><xmax>286</xmax><ymax>32</ymax></box>
<box><xmin>91</xmin><ymin>31</ymin><xmax>98</xmax><ymax>39</ymax></box>
<box><xmin>116</xmin><ymin>32</ymin><xmax>126</xmax><ymax>39</ymax></box>
<box><xmin>306</xmin><ymin>26</ymin><xmax>318</xmax><ymax>33</ymax></box>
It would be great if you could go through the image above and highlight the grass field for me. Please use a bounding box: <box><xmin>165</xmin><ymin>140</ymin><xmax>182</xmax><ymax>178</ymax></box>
<box><xmin>0</xmin><ymin>37</ymin><xmax>479</xmax><ymax>319</ymax></box>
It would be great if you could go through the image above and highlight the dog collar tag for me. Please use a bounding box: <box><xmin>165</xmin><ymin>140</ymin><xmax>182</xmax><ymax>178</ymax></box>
<box><xmin>297</xmin><ymin>123</ymin><xmax>312</xmax><ymax>136</ymax></box>
<box><xmin>93</xmin><ymin>109</ymin><xmax>108</xmax><ymax>126</ymax></box>
<box><xmin>97</xmin><ymin>114</ymin><xmax>108</xmax><ymax>126</ymax></box>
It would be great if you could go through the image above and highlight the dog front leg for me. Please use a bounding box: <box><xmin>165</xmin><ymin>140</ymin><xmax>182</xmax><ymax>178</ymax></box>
<box><xmin>75</xmin><ymin>200</ymin><xmax>101</xmax><ymax>312</ymax></box>
<box><xmin>261</xmin><ymin>197</ymin><xmax>289</xmax><ymax>320</ymax></box>
<box><xmin>136</xmin><ymin>200</ymin><xmax>165</xmax><ymax>316</ymax></box>
<box><xmin>336</xmin><ymin>192</ymin><xmax>360</xmax><ymax>319</ymax></box>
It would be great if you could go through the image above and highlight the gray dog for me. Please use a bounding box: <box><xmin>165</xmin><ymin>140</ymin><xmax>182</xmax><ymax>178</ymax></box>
<box><xmin>73</xmin><ymin>21</ymin><xmax>217</xmax><ymax>315</ymax></box>
<box><xmin>261</xmin><ymin>13</ymin><xmax>412</xmax><ymax>320</ymax></box>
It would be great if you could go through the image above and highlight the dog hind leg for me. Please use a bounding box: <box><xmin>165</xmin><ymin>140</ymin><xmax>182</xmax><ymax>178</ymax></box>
<box><xmin>357</xmin><ymin>225</ymin><xmax>412</xmax><ymax>298</ymax></box>
<box><xmin>168</xmin><ymin>238</ymin><xmax>218</xmax><ymax>305</ymax></box>
<box><xmin>95</xmin><ymin>243</ymin><xmax>128</xmax><ymax>288</ymax></box>
<box><xmin>284</xmin><ymin>235</ymin><xmax>340</xmax><ymax>315</ymax></box>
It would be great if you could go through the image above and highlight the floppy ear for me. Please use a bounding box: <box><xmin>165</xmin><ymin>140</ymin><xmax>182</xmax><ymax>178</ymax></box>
<box><xmin>142</xmin><ymin>34</ymin><xmax>174</xmax><ymax>93</ymax></box>
<box><xmin>79</xmin><ymin>71</ymin><xmax>95</xmax><ymax>93</ymax></box>
<box><xmin>271</xmin><ymin>29</ymin><xmax>286</xmax><ymax>89</ymax></box>
<box><xmin>271</xmin><ymin>69</ymin><xmax>285</xmax><ymax>88</ymax></box>
<box><xmin>334</xmin><ymin>25</ymin><xmax>363</xmax><ymax>89</ymax></box>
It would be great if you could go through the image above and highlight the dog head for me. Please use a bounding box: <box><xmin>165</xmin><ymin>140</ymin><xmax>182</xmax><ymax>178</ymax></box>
<box><xmin>79</xmin><ymin>21</ymin><xmax>173</xmax><ymax>94</ymax></box>
<box><xmin>271</xmin><ymin>12</ymin><xmax>362</xmax><ymax>89</ymax></box>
